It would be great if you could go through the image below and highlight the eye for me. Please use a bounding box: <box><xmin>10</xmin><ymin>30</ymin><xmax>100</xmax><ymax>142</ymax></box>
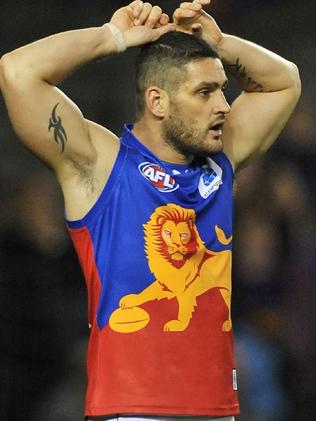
<box><xmin>180</xmin><ymin>232</ymin><xmax>188</xmax><ymax>239</ymax></box>
<box><xmin>199</xmin><ymin>90</ymin><xmax>211</xmax><ymax>97</ymax></box>
<box><xmin>222</xmin><ymin>81</ymin><xmax>228</xmax><ymax>92</ymax></box>
<box><xmin>164</xmin><ymin>229</ymin><xmax>171</xmax><ymax>237</ymax></box>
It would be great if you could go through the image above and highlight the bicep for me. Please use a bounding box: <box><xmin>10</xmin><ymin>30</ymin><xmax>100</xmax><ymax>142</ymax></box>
<box><xmin>223</xmin><ymin>88</ymin><xmax>300</xmax><ymax>171</ymax></box>
<box><xmin>1</xmin><ymin>77</ymin><xmax>96</xmax><ymax>172</ymax></box>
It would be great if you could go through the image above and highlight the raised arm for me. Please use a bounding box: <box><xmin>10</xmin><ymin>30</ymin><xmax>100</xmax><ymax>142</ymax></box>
<box><xmin>174</xmin><ymin>0</ymin><xmax>301</xmax><ymax>171</ymax></box>
<box><xmin>0</xmin><ymin>1</ymin><xmax>174</xmax><ymax>204</ymax></box>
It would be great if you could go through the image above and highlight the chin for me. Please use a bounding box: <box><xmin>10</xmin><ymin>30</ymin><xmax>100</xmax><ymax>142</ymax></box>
<box><xmin>215</xmin><ymin>140</ymin><xmax>224</xmax><ymax>152</ymax></box>
<box><xmin>206</xmin><ymin>137</ymin><xmax>223</xmax><ymax>154</ymax></box>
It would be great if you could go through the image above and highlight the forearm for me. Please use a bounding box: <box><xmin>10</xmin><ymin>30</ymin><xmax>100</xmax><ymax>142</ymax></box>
<box><xmin>0</xmin><ymin>25</ymin><xmax>118</xmax><ymax>86</ymax></box>
<box><xmin>217</xmin><ymin>34</ymin><xmax>300</xmax><ymax>94</ymax></box>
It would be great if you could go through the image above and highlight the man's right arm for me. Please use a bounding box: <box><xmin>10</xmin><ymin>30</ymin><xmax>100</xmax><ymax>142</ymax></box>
<box><xmin>0</xmin><ymin>1</ymin><xmax>173</xmax><ymax>178</ymax></box>
<box><xmin>0</xmin><ymin>25</ymin><xmax>121</xmax><ymax>171</ymax></box>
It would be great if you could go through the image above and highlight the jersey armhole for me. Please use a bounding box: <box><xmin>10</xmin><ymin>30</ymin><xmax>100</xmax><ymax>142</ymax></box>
<box><xmin>66</xmin><ymin>142</ymin><xmax>128</xmax><ymax>229</ymax></box>
<box><xmin>221</xmin><ymin>151</ymin><xmax>235</xmax><ymax>177</ymax></box>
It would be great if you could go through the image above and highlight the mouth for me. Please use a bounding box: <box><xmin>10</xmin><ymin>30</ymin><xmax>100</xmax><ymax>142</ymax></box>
<box><xmin>209</xmin><ymin>121</ymin><xmax>224</xmax><ymax>138</ymax></box>
<box><xmin>170</xmin><ymin>251</ymin><xmax>184</xmax><ymax>261</ymax></box>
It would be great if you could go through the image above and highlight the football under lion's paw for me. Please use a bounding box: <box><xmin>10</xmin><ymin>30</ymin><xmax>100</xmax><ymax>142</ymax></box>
<box><xmin>222</xmin><ymin>319</ymin><xmax>232</xmax><ymax>332</ymax></box>
<box><xmin>119</xmin><ymin>293</ymin><xmax>142</xmax><ymax>309</ymax></box>
<box><xmin>109</xmin><ymin>306</ymin><xmax>150</xmax><ymax>333</ymax></box>
<box><xmin>164</xmin><ymin>319</ymin><xmax>190</xmax><ymax>332</ymax></box>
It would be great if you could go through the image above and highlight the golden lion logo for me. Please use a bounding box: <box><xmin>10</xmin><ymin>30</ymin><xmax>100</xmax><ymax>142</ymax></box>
<box><xmin>109</xmin><ymin>204</ymin><xmax>232</xmax><ymax>333</ymax></box>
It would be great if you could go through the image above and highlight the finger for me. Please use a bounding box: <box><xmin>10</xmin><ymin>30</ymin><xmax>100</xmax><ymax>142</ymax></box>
<box><xmin>153</xmin><ymin>13</ymin><xmax>169</xmax><ymax>29</ymax></box>
<box><xmin>128</xmin><ymin>0</ymin><xmax>144</xmax><ymax>17</ymax></box>
<box><xmin>145</xmin><ymin>5</ymin><xmax>163</xmax><ymax>28</ymax></box>
<box><xmin>180</xmin><ymin>2</ymin><xmax>202</xmax><ymax>11</ymax></box>
<box><xmin>174</xmin><ymin>2</ymin><xmax>203</xmax><ymax>24</ymax></box>
<box><xmin>173</xmin><ymin>7</ymin><xmax>199</xmax><ymax>24</ymax></box>
<box><xmin>160</xmin><ymin>13</ymin><xmax>170</xmax><ymax>26</ymax></box>
<box><xmin>134</xmin><ymin>2</ymin><xmax>152</xmax><ymax>25</ymax></box>
<box><xmin>151</xmin><ymin>23</ymin><xmax>177</xmax><ymax>41</ymax></box>
<box><xmin>192</xmin><ymin>0</ymin><xmax>211</xmax><ymax>6</ymax></box>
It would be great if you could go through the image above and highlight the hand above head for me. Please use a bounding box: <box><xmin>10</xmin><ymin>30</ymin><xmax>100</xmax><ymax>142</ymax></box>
<box><xmin>108</xmin><ymin>0</ymin><xmax>176</xmax><ymax>50</ymax></box>
<box><xmin>173</xmin><ymin>0</ymin><xmax>223</xmax><ymax>47</ymax></box>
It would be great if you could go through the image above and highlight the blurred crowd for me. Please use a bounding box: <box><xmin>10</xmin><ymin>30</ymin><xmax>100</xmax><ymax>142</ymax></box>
<box><xmin>0</xmin><ymin>1</ymin><xmax>315</xmax><ymax>420</ymax></box>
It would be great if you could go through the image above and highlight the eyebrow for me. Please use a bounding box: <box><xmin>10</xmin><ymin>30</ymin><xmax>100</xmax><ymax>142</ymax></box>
<box><xmin>195</xmin><ymin>79</ymin><xmax>229</xmax><ymax>91</ymax></box>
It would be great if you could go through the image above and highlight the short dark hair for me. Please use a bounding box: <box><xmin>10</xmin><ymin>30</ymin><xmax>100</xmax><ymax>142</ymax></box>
<box><xmin>135</xmin><ymin>31</ymin><xmax>220</xmax><ymax>119</ymax></box>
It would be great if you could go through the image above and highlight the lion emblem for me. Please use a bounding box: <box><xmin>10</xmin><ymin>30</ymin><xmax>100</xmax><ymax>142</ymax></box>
<box><xmin>109</xmin><ymin>204</ymin><xmax>232</xmax><ymax>333</ymax></box>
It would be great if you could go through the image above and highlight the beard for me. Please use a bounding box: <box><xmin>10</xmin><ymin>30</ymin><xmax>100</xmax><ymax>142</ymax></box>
<box><xmin>161</xmin><ymin>105</ymin><xmax>223</xmax><ymax>158</ymax></box>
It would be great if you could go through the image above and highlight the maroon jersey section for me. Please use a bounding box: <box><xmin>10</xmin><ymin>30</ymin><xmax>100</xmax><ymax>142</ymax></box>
<box><xmin>85</xmin><ymin>290</ymin><xmax>239</xmax><ymax>416</ymax></box>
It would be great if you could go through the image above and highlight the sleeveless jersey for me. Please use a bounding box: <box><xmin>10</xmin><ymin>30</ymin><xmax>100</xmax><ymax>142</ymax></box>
<box><xmin>66</xmin><ymin>124</ymin><xmax>240</xmax><ymax>417</ymax></box>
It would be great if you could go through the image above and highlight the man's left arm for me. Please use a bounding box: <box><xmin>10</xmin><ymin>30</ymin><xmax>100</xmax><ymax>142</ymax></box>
<box><xmin>217</xmin><ymin>34</ymin><xmax>301</xmax><ymax>170</ymax></box>
<box><xmin>174</xmin><ymin>0</ymin><xmax>301</xmax><ymax>171</ymax></box>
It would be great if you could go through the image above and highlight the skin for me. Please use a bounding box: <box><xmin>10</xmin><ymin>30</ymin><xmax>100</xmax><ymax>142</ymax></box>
<box><xmin>160</xmin><ymin>58</ymin><xmax>230</xmax><ymax>160</ymax></box>
<box><xmin>0</xmin><ymin>0</ymin><xmax>301</xmax><ymax>223</ymax></box>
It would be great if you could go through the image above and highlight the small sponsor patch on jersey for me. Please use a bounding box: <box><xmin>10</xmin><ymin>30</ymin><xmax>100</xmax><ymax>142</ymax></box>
<box><xmin>232</xmin><ymin>368</ymin><xmax>238</xmax><ymax>391</ymax></box>
<box><xmin>138</xmin><ymin>162</ymin><xmax>179</xmax><ymax>192</ymax></box>
<box><xmin>198</xmin><ymin>157</ymin><xmax>223</xmax><ymax>198</ymax></box>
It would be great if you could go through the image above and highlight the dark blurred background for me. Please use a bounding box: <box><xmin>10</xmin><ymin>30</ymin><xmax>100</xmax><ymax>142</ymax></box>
<box><xmin>0</xmin><ymin>1</ymin><xmax>315</xmax><ymax>420</ymax></box>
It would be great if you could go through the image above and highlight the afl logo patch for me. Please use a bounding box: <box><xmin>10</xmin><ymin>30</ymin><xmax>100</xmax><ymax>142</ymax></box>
<box><xmin>138</xmin><ymin>162</ymin><xmax>179</xmax><ymax>192</ymax></box>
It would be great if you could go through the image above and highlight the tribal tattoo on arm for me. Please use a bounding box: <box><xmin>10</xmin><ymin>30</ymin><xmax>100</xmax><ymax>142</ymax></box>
<box><xmin>48</xmin><ymin>103</ymin><xmax>68</xmax><ymax>153</ymax></box>
<box><xmin>227</xmin><ymin>58</ymin><xmax>263</xmax><ymax>92</ymax></box>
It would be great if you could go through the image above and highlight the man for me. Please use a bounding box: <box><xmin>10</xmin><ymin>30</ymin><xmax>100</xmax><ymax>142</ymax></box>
<box><xmin>0</xmin><ymin>0</ymin><xmax>300</xmax><ymax>420</ymax></box>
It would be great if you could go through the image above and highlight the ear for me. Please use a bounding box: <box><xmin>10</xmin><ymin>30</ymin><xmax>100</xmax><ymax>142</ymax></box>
<box><xmin>145</xmin><ymin>86</ymin><xmax>169</xmax><ymax>118</ymax></box>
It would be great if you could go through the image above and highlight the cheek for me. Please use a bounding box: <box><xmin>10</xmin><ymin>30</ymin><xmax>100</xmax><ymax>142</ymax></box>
<box><xmin>170</xmin><ymin>97</ymin><xmax>194</xmax><ymax>117</ymax></box>
<box><xmin>183</xmin><ymin>105</ymin><xmax>210</xmax><ymax>128</ymax></box>
<box><xmin>181</xmin><ymin>235</ymin><xmax>190</xmax><ymax>245</ymax></box>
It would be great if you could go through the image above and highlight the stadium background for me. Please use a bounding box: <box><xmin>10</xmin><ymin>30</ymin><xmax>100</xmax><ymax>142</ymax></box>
<box><xmin>0</xmin><ymin>1</ymin><xmax>315</xmax><ymax>420</ymax></box>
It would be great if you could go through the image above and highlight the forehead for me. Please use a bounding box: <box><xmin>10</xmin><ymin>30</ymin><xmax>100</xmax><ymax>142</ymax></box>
<box><xmin>181</xmin><ymin>57</ymin><xmax>227</xmax><ymax>88</ymax></box>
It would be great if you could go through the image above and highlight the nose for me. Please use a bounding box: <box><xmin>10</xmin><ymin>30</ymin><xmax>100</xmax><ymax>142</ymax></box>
<box><xmin>214</xmin><ymin>91</ymin><xmax>230</xmax><ymax>115</ymax></box>
<box><xmin>170</xmin><ymin>231</ymin><xmax>181</xmax><ymax>246</ymax></box>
